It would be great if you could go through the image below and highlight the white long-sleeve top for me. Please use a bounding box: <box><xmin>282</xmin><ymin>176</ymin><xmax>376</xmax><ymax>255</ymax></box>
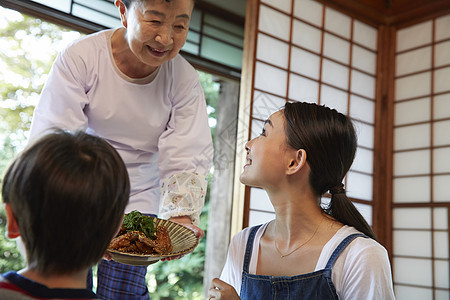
<box><xmin>220</xmin><ymin>224</ymin><xmax>396</xmax><ymax>300</ymax></box>
<box><xmin>29</xmin><ymin>29</ymin><xmax>213</xmax><ymax>224</ymax></box>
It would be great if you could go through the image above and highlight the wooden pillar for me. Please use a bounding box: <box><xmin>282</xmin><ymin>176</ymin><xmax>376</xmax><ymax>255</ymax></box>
<box><xmin>203</xmin><ymin>80</ymin><xmax>240</xmax><ymax>296</ymax></box>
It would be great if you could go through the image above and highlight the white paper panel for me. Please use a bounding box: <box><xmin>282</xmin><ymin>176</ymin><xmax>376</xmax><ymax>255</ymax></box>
<box><xmin>292</xmin><ymin>20</ymin><xmax>322</xmax><ymax>54</ymax></box>
<box><xmin>395</xmin><ymin>72</ymin><xmax>431</xmax><ymax>101</ymax></box>
<box><xmin>396</xmin><ymin>21</ymin><xmax>432</xmax><ymax>52</ymax></box>
<box><xmin>353</xmin><ymin>202</ymin><xmax>372</xmax><ymax>225</ymax></box>
<box><xmin>393</xmin><ymin>208</ymin><xmax>431</xmax><ymax>229</ymax></box>
<box><xmin>321</xmin><ymin>59</ymin><xmax>349</xmax><ymax>90</ymax></box>
<box><xmin>324</xmin><ymin>7</ymin><xmax>351</xmax><ymax>38</ymax></box>
<box><xmin>433</xmin><ymin>120</ymin><xmax>450</xmax><ymax>146</ymax></box>
<box><xmin>393</xmin><ymin>177</ymin><xmax>430</xmax><ymax>203</ymax></box>
<box><xmin>353</xmin><ymin>20</ymin><xmax>377</xmax><ymax>50</ymax></box>
<box><xmin>288</xmin><ymin>73</ymin><xmax>319</xmax><ymax>102</ymax></box>
<box><xmin>351</xmin><ymin>147</ymin><xmax>373</xmax><ymax>174</ymax></box>
<box><xmin>433</xmin><ymin>147</ymin><xmax>450</xmax><ymax>173</ymax></box>
<box><xmin>346</xmin><ymin>171</ymin><xmax>373</xmax><ymax>201</ymax></box>
<box><xmin>261</xmin><ymin>0</ymin><xmax>291</xmax><ymax>14</ymax></box>
<box><xmin>250</xmin><ymin>119</ymin><xmax>264</xmax><ymax>140</ymax></box>
<box><xmin>320</xmin><ymin>85</ymin><xmax>348</xmax><ymax>114</ymax></box>
<box><xmin>394</xmin><ymin>124</ymin><xmax>430</xmax><ymax>151</ymax></box>
<box><xmin>32</xmin><ymin>0</ymin><xmax>71</xmax><ymax>12</ymax></box>
<box><xmin>394</xmin><ymin>257</ymin><xmax>433</xmax><ymax>286</ymax></box>
<box><xmin>252</xmin><ymin>91</ymin><xmax>286</xmax><ymax>121</ymax></box>
<box><xmin>434</xmin><ymin>260</ymin><xmax>450</xmax><ymax>289</ymax></box>
<box><xmin>72</xmin><ymin>4</ymin><xmax>122</xmax><ymax>28</ymax></box>
<box><xmin>435</xmin><ymin>40</ymin><xmax>450</xmax><ymax>67</ymax></box>
<box><xmin>250</xmin><ymin>187</ymin><xmax>274</xmax><ymax>212</ymax></box>
<box><xmin>258</xmin><ymin>5</ymin><xmax>291</xmax><ymax>42</ymax></box>
<box><xmin>353</xmin><ymin>121</ymin><xmax>374</xmax><ymax>149</ymax></box>
<box><xmin>434</xmin><ymin>93</ymin><xmax>450</xmax><ymax>120</ymax></box>
<box><xmin>436</xmin><ymin>290</ymin><xmax>450</xmax><ymax>300</ymax></box>
<box><xmin>290</xmin><ymin>46</ymin><xmax>321</xmax><ymax>79</ymax></box>
<box><xmin>349</xmin><ymin>95</ymin><xmax>375</xmax><ymax>124</ymax></box>
<box><xmin>394</xmin><ymin>230</ymin><xmax>432</xmax><ymax>257</ymax></box>
<box><xmin>350</xmin><ymin>70</ymin><xmax>375</xmax><ymax>99</ymax></box>
<box><xmin>434</xmin><ymin>175</ymin><xmax>450</xmax><ymax>203</ymax></box>
<box><xmin>434</xmin><ymin>232</ymin><xmax>449</xmax><ymax>259</ymax></box>
<box><xmin>293</xmin><ymin>0</ymin><xmax>323</xmax><ymax>27</ymax></box>
<box><xmin>352</xmin><ymin>45</ymin><xmax>376</xmax><ymax>75</ymax></box>
<box><xmin>435</xmin><ymin>14</ymin><xmax>450</xmax><ymax>41</ymax></box>
<box><xmin>248</xmin><ymin>210</ymin><xmax>275</xmax><ymax>227</ymax></box>
<box><xmin>396</xmin><ymin>47</ymin><xmax>432</xmax><ymax>76</ymax></box>
<box><xmin>256</xmin><ymin>33</ymin><xmax>289</xmax><ymax>69</ymax></box>
<box><xmin>394</xmin><ymin>150</ymin><xmax>430</xmax><ymax>176</ymax></box>
<box><xmin>434</xmin><ymin>208</ymin><xmax>448</xmax><ymax>230</ymax></box>
<box><xmin>394</xmin><ymin>285</ymin><xmax>433</xmax><ymax>300</ymax></box>
<box><xmin>323</xmin><ymin>33</ymin><xmax>350</xmax><ymax>64</ymax></box>
<box><xmin>395</xmin><ymin>98</ymin><xmax>430</xmax><ymax>125</ymax></box>
<box><xmin>255</xmin><ymin>62</ymin><xmax>287</xmax><ymax>97</ymax></box>
<box><xmin>434</xmin><ymin>67</ymin><xmax>450</xmax><ymax>94</ymax></box>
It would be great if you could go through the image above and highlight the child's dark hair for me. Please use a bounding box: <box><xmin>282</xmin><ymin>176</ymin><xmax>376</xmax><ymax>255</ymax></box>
<box><xmin>1</xmin><ymin>130</ymin><xmax>130</xmax><ymax>274</ymax></box>
<box><xmin>283</xmin><ymin>101</ymin><xmax>376</xmax><ymax>239</ymax></box>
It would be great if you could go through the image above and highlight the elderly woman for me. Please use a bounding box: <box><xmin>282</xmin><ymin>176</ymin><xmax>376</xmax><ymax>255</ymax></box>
<box><xmin>28</xmin><ymin>0</ymin><xmax>212</xmax><ymax>298</ymax></box>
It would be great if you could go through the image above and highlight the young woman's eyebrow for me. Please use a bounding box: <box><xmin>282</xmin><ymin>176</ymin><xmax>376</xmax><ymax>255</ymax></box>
<box><xmin>264</xmin><ymin>119</ymin><xmax>273</xmax><ymax>127</ymax></box>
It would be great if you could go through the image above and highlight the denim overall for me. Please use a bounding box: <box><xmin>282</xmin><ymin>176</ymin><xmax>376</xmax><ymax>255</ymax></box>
<box><xmin>240</xmin><ymin>225</ymin><xmax>366</xmax><ymax>300</ymax></box>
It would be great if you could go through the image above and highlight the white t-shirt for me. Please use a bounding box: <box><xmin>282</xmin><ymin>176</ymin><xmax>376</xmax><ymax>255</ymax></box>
<box><xmin>220</xmin><ymin>224</ymin><xmax>396</xmax><ymax>300</ymax></box>
<box><xmin>30</xmin><ymin>29</ymin><xmax>213</xmax><ymax>222</ymax></box>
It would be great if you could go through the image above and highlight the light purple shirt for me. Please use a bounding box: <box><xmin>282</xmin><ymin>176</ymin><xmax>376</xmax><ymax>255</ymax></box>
<box><xmin>30</xmin><ymin>29</ymin><xmax>213</xmax><ymax>220</ymax></box>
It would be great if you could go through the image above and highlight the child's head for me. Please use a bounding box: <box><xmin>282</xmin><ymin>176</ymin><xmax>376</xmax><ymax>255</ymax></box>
<box><xmin>283</xmin><ymin>101</ymin><xmax>357</xmax><ymax>196</ymax></box>
<box><xmin>1</xmin><ymin>130</ymin><xmax>130</xmax><ymax>274</ymax></box>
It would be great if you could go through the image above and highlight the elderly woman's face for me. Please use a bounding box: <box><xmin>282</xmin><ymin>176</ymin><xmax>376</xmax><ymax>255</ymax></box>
<box><xmin>120</xmin><ymin>0</ymin><xmax>194</xmax><ymax>67</ymax></box>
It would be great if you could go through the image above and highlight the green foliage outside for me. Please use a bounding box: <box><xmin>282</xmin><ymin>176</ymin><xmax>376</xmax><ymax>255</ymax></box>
<box><xmin>0</xmin><ymin>6</ymin><xmax>220</xmax><ymax>299</ymax></box>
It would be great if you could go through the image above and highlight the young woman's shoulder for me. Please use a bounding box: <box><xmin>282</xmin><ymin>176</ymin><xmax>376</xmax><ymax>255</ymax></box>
<box><xmin>329</xmin><ymin>226</ymin><xmax>395</xmax><ymax>299</ymax></box>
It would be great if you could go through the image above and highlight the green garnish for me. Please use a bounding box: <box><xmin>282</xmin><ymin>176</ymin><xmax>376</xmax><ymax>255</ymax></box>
<box><xmin>122</xmin><ymin>210</ymin><xmax>156</xmax><ymax>239</ymax></box>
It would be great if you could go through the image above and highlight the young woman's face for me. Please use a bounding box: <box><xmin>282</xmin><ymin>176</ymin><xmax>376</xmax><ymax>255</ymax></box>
<box><xmin>240</xmin><ymin>110</ymin><xmax>292</xmax><ymax>189</ymax></box>
<box><xmin>121</xmin><ymin>0</ymin><xmax>193</xmax><ymax>67</ymax></box>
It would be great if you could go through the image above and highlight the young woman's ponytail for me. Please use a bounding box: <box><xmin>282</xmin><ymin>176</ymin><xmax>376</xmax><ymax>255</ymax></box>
<box><xmin>326</xmin><ymin>184</ymin><xmax>376</xmax><ymax>239</ymax></box>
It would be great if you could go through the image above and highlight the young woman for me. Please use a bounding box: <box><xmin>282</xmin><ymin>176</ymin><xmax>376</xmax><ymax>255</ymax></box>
<box><xmin>209</xmin><ymin>102</ymin><xmax>395</xmax><ymax>299</ymax></box>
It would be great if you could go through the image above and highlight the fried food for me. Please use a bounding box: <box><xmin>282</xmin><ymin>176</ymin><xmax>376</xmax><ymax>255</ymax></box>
<box><xmin>109</xmin><ymin>226</ymin><xmax>172</xmax><ymax>255</ymax></box>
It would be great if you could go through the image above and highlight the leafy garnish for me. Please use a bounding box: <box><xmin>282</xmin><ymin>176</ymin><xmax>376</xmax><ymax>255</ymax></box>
<box><xmin>122</xmin><ymin>210</ymin><xmax>156</xmax><ymax>239</ymax></box>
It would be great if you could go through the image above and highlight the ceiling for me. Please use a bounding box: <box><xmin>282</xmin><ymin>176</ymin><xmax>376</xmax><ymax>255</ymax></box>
<box><xmin>321</xmin><ymin>0</ymin><xmax>450</xmax><ymax>26</ymax></box>
<box><xmin>197</xmin><ymin>0</ymin><xmax>450</xmax><ymax>28</ymax></box>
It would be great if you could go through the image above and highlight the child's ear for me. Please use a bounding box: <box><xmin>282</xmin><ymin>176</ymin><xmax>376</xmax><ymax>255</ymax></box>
<box><xmin>286</xmin><ymin>149</ymin><xmax>307</xmax><ymax>175</ymax></box>
<box><xmin>4</xmin><ymin>203</ymin><xmax>20</xmax><ymax>239</ymax></box>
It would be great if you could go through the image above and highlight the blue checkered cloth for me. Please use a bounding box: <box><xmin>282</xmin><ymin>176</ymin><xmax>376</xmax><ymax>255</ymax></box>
<box><xmin>88</xmin><ymin>259</ymin><xmax>150</xmax><ymax>300</ymax></box>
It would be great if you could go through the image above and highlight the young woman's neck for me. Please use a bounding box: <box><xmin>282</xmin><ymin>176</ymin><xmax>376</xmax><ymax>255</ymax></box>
<box><xmin>268</xmin><ymin>186</ymin><xmax>323</xmax><ymax>236</ymax></box>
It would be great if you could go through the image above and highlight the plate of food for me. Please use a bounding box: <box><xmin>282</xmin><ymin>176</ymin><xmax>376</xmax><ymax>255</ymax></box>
<box><xmin>107</xmin><ymin>211</ymin><xmax>199</xmax><ymax>266</ymax></box>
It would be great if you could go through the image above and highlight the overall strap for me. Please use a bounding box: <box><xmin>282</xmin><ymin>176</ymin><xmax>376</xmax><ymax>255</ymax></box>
<box><xmin>324</xmin><ymin>233</ymin><xmax>367</xmax><ymax>271</ymax></box>
<box><xmin>242</xmin><ymin>225</ymin><xmax>263</xmax><ymax>273</ymax></box>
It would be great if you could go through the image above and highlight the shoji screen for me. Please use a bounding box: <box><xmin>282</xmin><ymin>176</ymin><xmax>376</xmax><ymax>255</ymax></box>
<box><xmin>246</xmin><ymin>0</ymin><xmax>377</xmax><ymax>227</ymax></box>
<box><xmin>393</xmin><ymin>14</ymin><xmax>450</xmax><ymax>300</ymax></box>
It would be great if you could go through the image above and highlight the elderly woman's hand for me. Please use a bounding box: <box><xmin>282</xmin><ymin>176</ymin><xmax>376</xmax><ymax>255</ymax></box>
<box><xmin>160</xmin><ymin>215</ymin><xmax>204</xmax><ymax>262</ymax></box>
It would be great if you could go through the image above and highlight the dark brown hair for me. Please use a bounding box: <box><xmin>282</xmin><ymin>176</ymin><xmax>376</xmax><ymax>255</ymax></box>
<box><xmin>283</xmin><ymin>101</ymin><xmax>376</xmax><ymax>239</ymax></box>
<box><xmin>2</xmin><ymin>130</ymin><xmax>130</xmax><ymax>274</ymax></box>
